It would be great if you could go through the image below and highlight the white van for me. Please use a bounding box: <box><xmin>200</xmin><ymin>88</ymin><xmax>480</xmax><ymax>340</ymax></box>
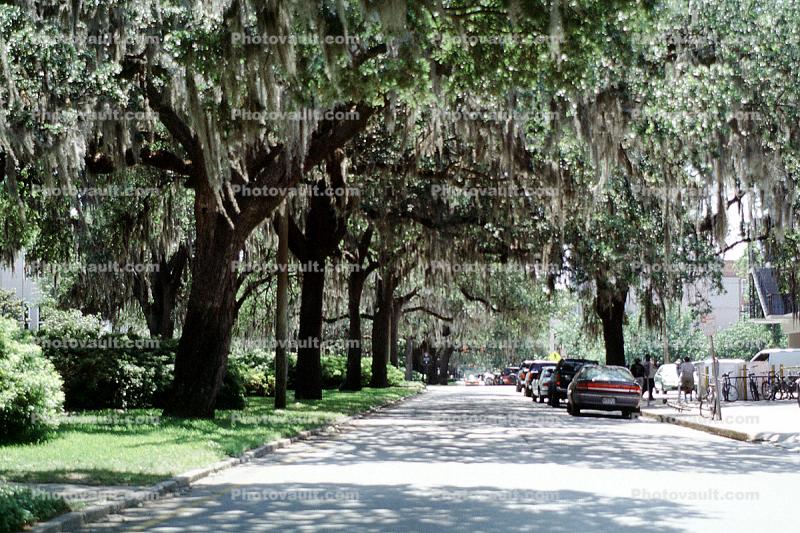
<box><xmin>749</xmin><ymin>348</ymin><xmax>800</xmax><ymax>373</ymax></box>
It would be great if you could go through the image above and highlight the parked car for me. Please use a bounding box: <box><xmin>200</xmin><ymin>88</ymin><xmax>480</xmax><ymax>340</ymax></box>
<box><xmin>465</xmin><ymin>374</ymin><xmax>481</xmax><ymax>386</ymax></box>
<box><xmin>525</xmin><ymin>361</ymin><xmax>557</xmax><ymax>398</ymax></box>
<box><xmin>548</xmin><ymin>358</ymin><xmax>598</xmax><ymax>407</ymax></box>
<box><xmin>532</xmin><ymin>366</ymin><xmax>556</xmax><ymax>403</ymax></box>
<box><xmin>516</xmin><ymin>360</ymin><xmax>536</xmax><ymax>392</ymax></box>
<box><xmin>500</xmin><ymin>367</ymin><xmax>519</xmax><ymax>385</ymax></box>
<box><xmin>654</xmin><ymin>363</ymin><xmax>698</xmax><ymax>394</ymax></box>
<box><xmin>566</xmin><ymin>365</ymin><xmax>641</xmax><ymax>419</ymax></box>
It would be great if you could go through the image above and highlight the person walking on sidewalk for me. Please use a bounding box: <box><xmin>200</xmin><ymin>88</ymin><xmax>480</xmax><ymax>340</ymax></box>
<box><xmin>678</xmin><ymin>357</ymin><xmax>696</xmax><ymax>402</ymax></box>
<box><xmin>630</xmin><ymin>358</ymin><xmax>646</xmax><ymax>395</ymax></box>
<box><xmin>643</xmin><ymin>355</ymin><xmax>656</xmax><ymax>402</ymax></box>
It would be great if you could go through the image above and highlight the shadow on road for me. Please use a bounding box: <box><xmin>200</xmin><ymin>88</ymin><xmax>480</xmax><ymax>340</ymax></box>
<box><xmin>259</xmin><ymin>387</ymin><xmax>793</xmax><ymax>476</ymax></box>
<box><xmin>86</xmin><ymin>482</ymin><xmax>694</xmax><ymax>532</ymax></box>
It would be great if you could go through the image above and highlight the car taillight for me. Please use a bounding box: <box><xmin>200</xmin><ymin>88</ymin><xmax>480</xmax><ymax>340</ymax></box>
<box><xmin>578</xmin><ymin>382</ymin><xmax>640</xmax><ymax>392</ymax></box>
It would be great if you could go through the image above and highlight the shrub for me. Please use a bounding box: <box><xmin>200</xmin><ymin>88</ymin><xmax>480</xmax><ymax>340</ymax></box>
<box><xmin>215</xmin><ymin>362</ymin><xmax>247</xmax><ymax>410</ymax></box>
<box><xmin>0</xmin><ymin>485</ymin><xmax>70</xmax><ymax>533</ymax></box>
<box><xmin>358</xmin><ymin>358</ymin><xmax>407</xmax><ymax>387</ymax></box>
<box><xmin>40</xmin><ymin>335</ymin><xmax>176</xmax><ymax>410</ymax></box>
<box><xmin>321</xmin><ymin>355</ymin><xmax>347</xmax><ymax>388</ymax></box>
<box><xmin>0</xmin><ymin>318</ymin><xmax>64</xmax><ymax>443</ymax></box>
<box><xmin>229</xmin><ymin>348</ymin><xmax>276</xmax><ymax>396</ymax></box>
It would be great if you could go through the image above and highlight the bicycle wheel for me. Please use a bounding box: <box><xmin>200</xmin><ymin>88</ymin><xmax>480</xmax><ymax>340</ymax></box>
<box><xmin>750</xmin><ymin>382</ymin><xmax>760</xmax><ymax>400</ymax></box>
<box><xmin>700</xmin><ymin>395</ymin><xmax>716</xmax><ymax>419</ymax></box>
<box><xmin>724</xmin><ymin>383</ymin><xmax>738</xmax><ymax>402</ymax></box>
<box><xmin>774</xmin><ymin>386</ymin><xmax>784</xmax><ymax>401</ymax></box>
<box><xmin>761</xmin><ymin>381</ymin><xmax>771</xmax><ymax>400</ymax></box>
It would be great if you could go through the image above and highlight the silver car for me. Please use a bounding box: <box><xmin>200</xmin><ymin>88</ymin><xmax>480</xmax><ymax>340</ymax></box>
<box><xmin>532</xmin><ymin>367</ymin><xmax>556</xmax><ymax>403</ymax></box>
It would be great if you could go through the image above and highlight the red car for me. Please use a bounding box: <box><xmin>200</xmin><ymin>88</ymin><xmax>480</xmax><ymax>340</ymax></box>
<box><xmin>500</xmin><ymin>367</ymin><xmax>519</xmax><ymax>385</ymax></box>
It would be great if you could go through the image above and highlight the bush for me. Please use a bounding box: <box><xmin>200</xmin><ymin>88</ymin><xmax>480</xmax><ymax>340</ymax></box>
<box><xmin>40</xmin><ymin>335</ymin><xmax>176</xmax><ymax>410</ymax></box>
<box><xmin>0</xmin><ymin>318</ymin><xmax>64</xmax><ymax>443</ymax></box>
<box><xmin>215</xmin><ymin>362</ymin><xmax>247</xmax><ymax>410</ymax></box>
<box><xmin>38</xmin><ymin>310</ymin><xmax>245</xmax><ymax>410</ymax></box>
<box><xmin>321</xmin><ymin>355</ymin><xmax>347</xmax><ymax>388</ymax></box>
<box><xmin>0</xmin><ymin>486</ymin><xmax>70</xmax><ymax>533</ymax></box>
<box><xmin>227</xmin><ymin>348</ymin><xmax>285</xmax><ymax>397</ymax></box>
<box><xmin>714</xmin><ymin>321</ymin><xmax>785</xmax><ymax>360</ymax></box>
<box><xmin>358</xmin><ymin>358</ymin><xmax>407</xmax><ymax>387</ymax></box>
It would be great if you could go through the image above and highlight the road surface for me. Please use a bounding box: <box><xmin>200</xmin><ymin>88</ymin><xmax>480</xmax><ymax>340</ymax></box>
<box><xmin>78</xmin><ymin>386</ymin><xmax>799</xmax><ymax>532</ymax></box>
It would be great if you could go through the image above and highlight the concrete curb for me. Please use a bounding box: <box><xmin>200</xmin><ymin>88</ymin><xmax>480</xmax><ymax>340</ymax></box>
<box><xmin>640</xmin><ymin>410</ymin><xmax>752</xmax><ymax>442</ymax></box>
<box><xmin>29</xmin><ymin>387</ymin><xmax>424</xmax><ymax>533</ymax></box>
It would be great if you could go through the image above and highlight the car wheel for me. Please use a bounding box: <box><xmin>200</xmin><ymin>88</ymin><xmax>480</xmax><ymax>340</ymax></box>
<box><xmin>567</xmin><ymin>402</ymin><xmax>580</xmax><ymax>416</ymax></box>
<box><xmin>621</xmin><ymin>410</ymin><xmax>632</xmax><ymax>420</ymax></box>
<box><xmin>548</xmin><ymin>393</ymin><xmax>558</xmax><ymax>407</ymax></box>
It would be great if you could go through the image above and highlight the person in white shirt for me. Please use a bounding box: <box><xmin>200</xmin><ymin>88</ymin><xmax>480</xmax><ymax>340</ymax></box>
<box><xmin>678</xmin><ymin>357</ymin><xmax>695</xmax><ymax>401</ymax></box>
<box><xmin>643</xmin><ymin>355</ymin><xmax>656</xmax><ymax>401</ymax></box>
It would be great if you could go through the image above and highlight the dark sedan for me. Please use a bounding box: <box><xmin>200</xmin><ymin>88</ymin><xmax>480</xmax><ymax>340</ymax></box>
<box><xmin>547</xmin><ymin>358</ymin><xmax>597</xmax><ymax>407</ymax></box>
<box><xmin>566</xmin><ymin>365</ymin><xmax>642</xmax><ymax>419</ymax></box>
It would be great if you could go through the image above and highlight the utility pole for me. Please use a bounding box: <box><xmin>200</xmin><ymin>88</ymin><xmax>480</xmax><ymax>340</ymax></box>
<box><xmin>274</xmin><ymin>201</ymin><xmax>289</xmax><ymax>409</ymax></box>
<box><xmin>710</xmin><ymin>334</ymin><xmax>722</xmax><ymax>421</ymax></box>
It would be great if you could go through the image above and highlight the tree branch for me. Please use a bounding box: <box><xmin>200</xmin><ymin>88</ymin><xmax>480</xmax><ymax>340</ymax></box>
<box><xmin>403</xmin><ymin>306</ymin><xmax>453</xmax><ymax>322</ymax></box>
<box><xmin>324</xmin><ymin>312</ymin><xmax>374</xmax><ymax>323</ymax></box>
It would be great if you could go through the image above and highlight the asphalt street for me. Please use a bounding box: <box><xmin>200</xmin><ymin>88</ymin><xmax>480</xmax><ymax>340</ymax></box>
<box><xmin>77</xmin><ymin>386</ymin><xmax>800</xmax><ymax>533</ymax></box>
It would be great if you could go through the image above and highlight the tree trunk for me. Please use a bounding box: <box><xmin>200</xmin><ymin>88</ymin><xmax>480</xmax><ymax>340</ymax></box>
<box><xmin>295</xmin><ymin>266</ymin><xmax>325</xmax><ymax>399</ymax></box>
<box><xmin>426</xmin><ymin>346</ymin><xmax>438</xmax><ymax>384</ymax></box>
<box><xmin>389</xmin><ymin>302</ymin><xmax>399</xmax><ymax>367</ymax></box>
<box><xmin>287</xmin><ymin>152</ymin><xmax>349</xmax><ymax>399</ymax></box>
<box><xmin>437</xmin><ymin>344</ymin><xmax>454</xmax><ymax>385</ymax></box>
<box><xmin>404</xmin><ymin>337</ymin><xmax>413</xmax><ymax>380</ymax></box>
<box><xmin>341</xmin><ymin>270</ymin><xmax>367</xmax><ymax>391</ymax></box>
<box><xmin>134</xmin><ymin>244</ymin><xmax>189</xmax><ymax>338</ymax></box>
<box><xmin>370</xmin><ymin>275</ymin><xmax>395</xmax><ymax>388</ymax></box>
<box><xmin>165</xmin><ymin>204</ymin><xmax>240</xmax><ymax>418</ymax></box>
<box><xmin>594</xmin><ymin>277</ymin><xmax>629</xmax><ymax>367</ymax></box>
<box><xmin>274</xmin><ymin>202</ymin><xmax>289</xmax><ymax>409</ymax></box>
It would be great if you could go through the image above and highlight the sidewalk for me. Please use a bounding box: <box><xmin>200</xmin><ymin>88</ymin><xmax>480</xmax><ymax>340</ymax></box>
<box><xmin>641</xmin><ymin>396</ymin><xmax>800</xmax><ymax>451</ymax></box>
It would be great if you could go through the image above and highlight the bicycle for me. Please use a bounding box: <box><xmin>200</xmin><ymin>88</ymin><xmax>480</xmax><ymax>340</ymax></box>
<box><xmin>780</xmin><ymin>375</ymin><xmax>798</xmax><ymax>400</ymax></box>
<box><xmin>721</xmin><ymin>372</ymin><xmax>738</xmax><ymax>402</ymax></box>
<box><xmin>797</xmin><ymin>378</ymin><xmax>800</xmax><ymax>408</ymax></box>
<box><xmin>748</xmin><ymin>372</ymin><xmax>761</xmax><ymax>401</ymax></box>
<box><xmin>699</xmin><ymin>383</ymin><xmax>719</xmax><ymax>419</ymax></box>
<box><xmin>762</xmin><ymin>372</ymin><xmax>782</xmax><ymax>401</ymax></box>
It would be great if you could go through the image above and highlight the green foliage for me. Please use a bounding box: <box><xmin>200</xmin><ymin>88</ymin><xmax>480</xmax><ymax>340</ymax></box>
<box><xmin>359</xmin><ymin>358</ymin><xmax>405</xmax><ymax>388</ymax></box>
<box><xmin>0</xmin><ymin>290</ymin><xmax>21</xmax><ymax>321</ymax></box>
<box><xmin>37</xmin><ymin>314</ymin><xmax>176</xmax><ymax>410</ymax></box>
<box><xmin>553</xmin><ymin>310</ymin><xmax>605</xmax><ymax>361</ymax></box>
<box><xmin>0</xmin><ymin>485</ymin><xmax>70</xmax><ymax>533</ymax></box>
<box><xmin>36</xmin><ymin>309</ymin><xmax>245</xmax><ymax>409</ymax></box>
<box><xmin>625</xmin><ymin>309</ymin><xmax>708</xmax><ymax>364</ymax></box>
<box><xmin>714</xmin><ymin>321</ymin><xmax>785</xmax><ymax>361</ymax></box>
<box><xmin>0</xmin><ymin>318</ymin><xmax>64</xmax><ymax>443</ymax></box>
<box><xmin>37</xmin><ymin>308</ymin><xmax>105</xmax><ymax>340</ymax></box>
<box><xmin>587</xmin><ymin>305</ymin><xmax>785</xmax><ymax>364</ymax></box>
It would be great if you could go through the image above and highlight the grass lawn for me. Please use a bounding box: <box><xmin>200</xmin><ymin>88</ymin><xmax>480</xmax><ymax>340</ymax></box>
<box><xmin>0</xmin><ymin>385</ymin><xmax>423</xmax><ymax>486</ymax></box>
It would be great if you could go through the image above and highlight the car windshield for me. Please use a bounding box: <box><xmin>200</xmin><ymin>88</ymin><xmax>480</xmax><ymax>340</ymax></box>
<box><xmin>579</xmin><ymin>366</ymin><xmax>634</xmax><ymax>382</ymax></box>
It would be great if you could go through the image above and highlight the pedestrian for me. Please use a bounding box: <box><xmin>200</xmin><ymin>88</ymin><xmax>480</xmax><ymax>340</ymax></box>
<box><xmin>678</xmin><ymin>357</ymin><xmax>695</xmax><ymax>402</ymax></box>
<box><xmin>630</xmin><ymin>358</ymin><xmax>646</xmax><ymax>394</ymax></box>
<box><xmin>643</xmin><ymin>355</ymin><xmax>656</xmax><ymax>402</ymax></box>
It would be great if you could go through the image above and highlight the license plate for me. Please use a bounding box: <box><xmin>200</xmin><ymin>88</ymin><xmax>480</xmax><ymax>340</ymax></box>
<box><xmin>602</xmin><ymin>397</ymin><xmax>615</xmax><ymax>405</ymax></box>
